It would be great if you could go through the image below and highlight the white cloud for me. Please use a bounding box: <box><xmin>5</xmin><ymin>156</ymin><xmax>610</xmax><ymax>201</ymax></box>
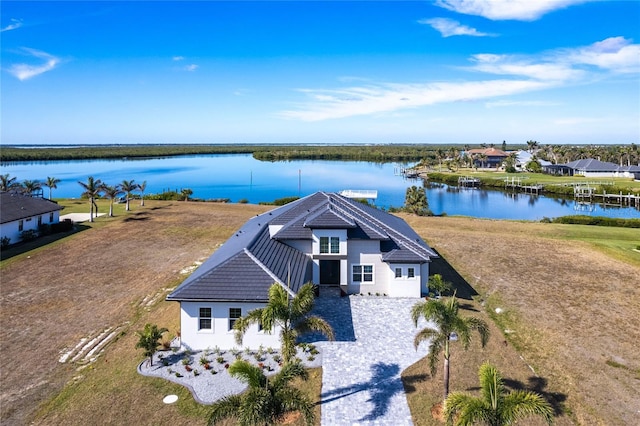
<box><xmin>1</xmin><ymin>18</ymin><xmax>24</xmax><ymax>32</ymax></box>
<box><xmin>172</xmin><ymin>56</ymin><xmax>185</xmax><ymax>61</ymax></box>
<box><xmin>278</xmin><ymin>36</ymin><xmax>639</xmax><ymax>122</ymax></box>
<box><xmin>485</xmin><ymin>100</ymin><xmax>561</xmax><ymax>108</ymax></box>
<box><xmin>278</xmin><ymin>79</ymin><xmax>552</xmax><ymax>121</ymax></box>
<box><xmin>419</xmin><ymin>17</ymin><xmax>494</xmax><ymax>37</ymax></box>
<box><xmin>7</xmin><ymin>48</ymin><xmax>60</xmax><ymax>81</ymax></box>
<box><xmin>184</xmin><ymin>64</ymin><xmax>198</xmax><ymax>71</ymax></box>
<box><xmin>435</xmin><ymin>0</ymin><xmax>589</xmax><ymax>21</ymax></box>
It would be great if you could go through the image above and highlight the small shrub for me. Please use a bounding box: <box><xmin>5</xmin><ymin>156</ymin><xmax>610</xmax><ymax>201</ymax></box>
<box><xmin>162</xmin><ymin>359</ymin><xmax>169</xmax><ymax>367</ymax></box>
<box><xmin>216</xmin><ymin>356</ymin><xmax>225</xmax><ymax>364</ymax></box>
<box><xmin>238</xmin><ymin>198</ymin><xmax>249</xmax><ymax>204</ymax></box>
<box><xmin>224</xmin><ymin>363</ymin><xmax>230</xmax><ymax>369</ymax></box>
<box><xmin>307</xmin><ymin>355</ymin><xmax>315</xmax><ymax>362</ymax></box>
<box><xmin>20</xmin><ymin>229</ymin><xmax>38</xmax><ymax>242</ymax></box>
<box><xmin>1</xmin><ymin>236</ymin><xmax>10</xmax><ymax>248</ymax></box>
<box><xmin>175</xmin><ymin>372</ymin><xmax>183</xmax><ymax>378</ymax></box>
<box><xmin>193</xmin><ymin>369</ymin><xmax>199</xmax><ymax>376</ymax></box>
<box><xmin>211</xmin><ymin>369</ymin><xmax>218</xmax><ymax>375</ymax></box>
<box><xmin>185</xmin><ymin>365</ymin><xmax>192</xmax><ymax>372</ymax></box>
<box><xmin>199</xmin><ymin>355</ymin><xmax>208</xmax><ymax>365</ymax></box>
<box><xmin>182</xmin><ymin>358</ymin><xmax>191</xmax><ymax>366</ymax></box>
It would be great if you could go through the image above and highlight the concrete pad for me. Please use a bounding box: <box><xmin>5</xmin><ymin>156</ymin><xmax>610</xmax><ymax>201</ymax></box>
<box><xmin>60</xmin><ymin>213</ymin><xmax>106</xmax><ymax>223</ymax></box>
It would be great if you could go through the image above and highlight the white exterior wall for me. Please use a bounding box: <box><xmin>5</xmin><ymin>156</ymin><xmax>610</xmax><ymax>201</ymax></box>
<box><xmin>346</xmin><ymin>240</ymin><xmax>389</xmax><ymax>295</ymax></box>
<box><xmin>387</xmin><ymin>263</ymin><xmax>422</xmax><ymax>298</ymax></box>
<box><xmin>180</xmin><ymin>301</ymin><xmax>281</xmax><ymax>351</ymax></box>
<box><xmin>311</xmin><ymin>229</ymin><xmax>348</xmax><ymax>286</ymax></box>
<box><xmin>0</xmin><ymin>211</ymin><xmax>60</xmax><ymax>245</ymax></box>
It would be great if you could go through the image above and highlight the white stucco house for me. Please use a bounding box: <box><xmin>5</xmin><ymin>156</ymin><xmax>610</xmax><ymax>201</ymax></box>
<box><xmin>167</xmin><ymin>191</ymin><xmax>438</xmax><ymax>350</ymax></box>
<box><xmin>0</xmin><ymin>192</ymin><xmax>64</xmax><ymax>246</ymax></box>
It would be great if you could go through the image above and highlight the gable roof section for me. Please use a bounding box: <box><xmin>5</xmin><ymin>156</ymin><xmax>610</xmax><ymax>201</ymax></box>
<box><xmin>0</xmin><ymin>192</ymin><xmax>63</xmax><ymax>224</ymax></box>
<box><xmin>566</xmin><ymin>159</ymin><xmax>620</xmax><ymax>172</ymax></box>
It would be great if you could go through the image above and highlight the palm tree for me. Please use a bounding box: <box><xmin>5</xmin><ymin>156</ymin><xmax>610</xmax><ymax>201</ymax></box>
<box><xmin>120</xmin><ymin>179</ymin><xmax>137</xmax><ymax>211</ymax></box>
<box><xmin>208</xmin><ymin>360</ymin><xmax>315</xmax><ymax>426</ymax></box>
<box><xmin>22</xmin><ymin>179</ymin><xmax>42</xmax><ymax>196</ymax></box>
<box><xmin>44</xmin><ymin>176</ymin><xmax>61</xmax><ymax>199</ymax></box>
<box><xmin>444</xmin><ymin>362</ymin><xmax>554</xmax><ymax>426</ymax></box>
<box><xmin>78</xmin><ymin>176</ymin><xmax>103</xmax><ymax>222</ymax></box>
<box><xmin>101</xmin><ymin>184</ymin><xmax>122</xmax><ymax>217</ymax></box>
<box><xmin>404</xmin><ymin>185</ymin><xmax>430</xmax><ymax>216</ymax></box>
<box><xmin>180</xmin><ymin>188</ymin><xmax>193</xmax><ymax>201</ymax></box>
<box><xmin>138</xmin><ymin>180</ymin><xmax>147</xmax><ymax>206</ymax></box>
<box><xmin>1</xmin><ymin>174</ymin><xmax>18</xmax><ymax>191</ymax></box>
<box><xmin>429</xmin><ymin>274</ymin><xmax>452</xmax><ymax>298</ymax></box>
<box><xmin>135</xmin><ymin>323</ymin><xmax>168</xmax><ymax>367</ymax></box>
<box><xmin>234</xmin><ymin>282</ymin><xmax>334</xmax><ymax>365</ymax></box>
<box><xmin>411</xmin><ymin>295</ymin><xmax>490</xmax><ymax>402</ymax></box>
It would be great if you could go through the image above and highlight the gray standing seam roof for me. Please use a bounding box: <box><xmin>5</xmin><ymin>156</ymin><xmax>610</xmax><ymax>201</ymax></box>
<box><xmin>166</xmin><ymin>192</ymin><xmax>437</xmax><ymax>302</ymax></box>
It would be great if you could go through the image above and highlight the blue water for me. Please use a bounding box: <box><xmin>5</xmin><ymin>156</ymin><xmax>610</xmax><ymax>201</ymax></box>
<box><xmin>1</xmin><ymin>154</ymin><xmax>638</xmax><ymax>220</ymax></box>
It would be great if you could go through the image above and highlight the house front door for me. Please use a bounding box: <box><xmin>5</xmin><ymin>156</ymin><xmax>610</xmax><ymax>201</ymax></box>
<box><xmin>319</xmin><ymin>260</ymin><xmax>340</xmax><ymax>285</ymax></box>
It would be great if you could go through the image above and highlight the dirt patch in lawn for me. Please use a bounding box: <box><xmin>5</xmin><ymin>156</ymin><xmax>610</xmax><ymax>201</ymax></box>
<box><xmin>0</xmin><ymin>201</ymin><xmax>270</xmax><ymax>425</ymax></box>
<box><xmin>400</xmin><ymin>215</ymin><xmax>640</xmax><ymax>426</ymax></box>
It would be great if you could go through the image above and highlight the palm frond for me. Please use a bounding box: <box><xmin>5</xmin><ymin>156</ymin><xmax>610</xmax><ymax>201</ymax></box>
<box><xmin>290</xmin><ymin>282</ymin><xmax>316</xmax><ymax>320</ymax></box>
<box><xmin>427</xmin><ymin>335</ymin><xmax>445</xmax><ymax>376</ymax></box>
<box><xmin>501</xmin><ymin>390</ymin><xmax>554</xmax><ymax>425</ymax></box>
<box><xmin>411</xmin><ymin>299</ymin><xmax>446</xmax><ymax>326</ymax></box>
<box><xmin>233</xmin><ymin>309</ymin><xmax>264</xmax><ymax>345</ymax></box>
<box><xmin>478</xmin><ymin>362</ymin><xmax>504</xmax><ymax>411</ymax></box>
<box><xmin>228</xmin><ymin>360</ymin><xmax>267</xmax><ymax>388</ymax></box>
<box><xmin>295</xmin><ymin>316</ymin><xmax>335</xmax><ymax>341</ymax></box>
<box><xmin>208</xmin><ymin>394</ymin><xmax>243</xmax><ymax>425</ymax></box>
<box><xmin>413</xmin><ymin>326</ymin><xmax>439</xmax><ymax>350</ymax></box>
<box><xmin>271</xmin><ymin>361</ymin><xmax>309</xmax><ymax>390</ymax></box>
<box><xmin>275</xmin><ymin>386</ymin><xmax>316</xmax><ymax>426</ymax></box>
<box><xmin>444</xmin><ymin>392</ymin><xmax>491</xmax><ymax>426</ymax></box>
<box><xmin>466</xmin><ymin>317</ymin><xmax>490</xmax><ymax>347</ymax></box>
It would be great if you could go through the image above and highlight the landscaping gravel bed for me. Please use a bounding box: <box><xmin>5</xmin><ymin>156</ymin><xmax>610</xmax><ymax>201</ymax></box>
<box><xmin>138</xmin><ymin>344</ymin><xmax>322</xmax><ymax>404</ymax></box>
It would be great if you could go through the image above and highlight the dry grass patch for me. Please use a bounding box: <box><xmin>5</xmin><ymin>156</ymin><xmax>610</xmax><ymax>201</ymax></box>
<box><xmin>401</xmin><ymin>215</ymin><xmax>640</xmax><ymax>425</ymax></box>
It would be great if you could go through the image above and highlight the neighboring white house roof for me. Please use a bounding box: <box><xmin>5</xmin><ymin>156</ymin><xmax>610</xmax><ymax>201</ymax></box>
<box><xmin>515</xmin><ymin>150</ymin><xmax>551</xmax><ymax>167</ymax></box>
<box><xmin>166</xmin><ymin>191</ymin><xmax>437</xmax><ymax>303</ymax></box>
<box><xmin>0</xmin><ymin>192</ymin><xmax>64</xmax><ymax>224</ymax></box>
<box><xmin>565</xmin><ymin>158</ymin><xmax>625</xmax><ymax>172</ymax></box>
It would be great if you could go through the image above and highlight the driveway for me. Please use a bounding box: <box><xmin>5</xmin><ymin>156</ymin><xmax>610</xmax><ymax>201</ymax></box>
<box><xmin>309</xmin><ymin>296</ymin><xmax>432</xmax><ymax>426</ymax></box>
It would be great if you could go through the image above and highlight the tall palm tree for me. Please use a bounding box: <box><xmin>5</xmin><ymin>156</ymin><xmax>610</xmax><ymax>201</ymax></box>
<box><xmin>412</xmin><ymin>295</ymin><xmax>490</xmax><ymax>402</ymax></box>
<box><xmin>444</xmin><ymin>362</ymin><xmax>554</xmax><ymax>426</ymax></box>
<box><xmin>44</xmin><ymin>176</ymin><xmax>61</xmax><ymax>199</ymax></box>
<box><xmin>208</xmin><ymin>360</ymin><xmax>315</xmax><ymax>426</ymax></box>
<box><xmin>22</xmin><ymin>179</ymin><xmax>42</xmax><ymax>196</ymax></box>
<box><xmin>101</xmin><ymin>184</ymin><xmax>122</xmax><ymax>217</ymax></box>
<box><xmin>1</xmin><ymin>174</ymin><xmax>19</xmax><ymax>191</ymax></box>
<box><xmin>138</xmin><ymin>180</ymin><xmax>147</xmax><ymax>206</ymax></box>
<box><xmin>120</xmin><ymin>179</ymin><xmax>137</xmax><ymax>211</ymax></box>
<box><xmin>234</xmin><ymin>282</ymin><xmax>334</xmax><ymax>364</ymax></box>
<box><xmin>78</xmin><ymin>176</ymin><xmax>103</xmax><ymax>222</ymax></box>
<box><xmin>135</xmin><ymin>323</ymin><xmax>168</xmax><ymax>367</ymax></box>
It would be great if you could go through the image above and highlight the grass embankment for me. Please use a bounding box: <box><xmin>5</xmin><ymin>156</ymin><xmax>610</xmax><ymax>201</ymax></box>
<box><xmin>425</xmin><ymin>169</ymin><xmax>640</xmax><ymax>196</ymax></box>
<box><xmin>2</xmin><ymin>201</ymin><xmax>638</xmax><ymax>425</ymax></box>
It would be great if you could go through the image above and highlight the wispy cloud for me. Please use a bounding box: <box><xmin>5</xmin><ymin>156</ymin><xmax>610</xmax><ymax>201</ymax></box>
<box><xmin>419</xmin><ymin>18</ymin><xmax>494</xmax><ymax>37</ymax></box>
<box><xmin>485</xmin><ymin>100</ymin><xmax>561</xmax><ymax>108</ymax></box>
<box><xmin>172</xmin><ymin>56</ymin><xmax>185</xmax><ymax>61</ymax></box>
<box><xmin>184</xmin><ymin>64</ymin><xmax>198</xmax><ymax>71</ymax></box>
<box><xmin>278</xmin><ymin>37</ymin><xmax>639</xmax><ymax>121</ymax></box>
<box><xmin>7</xmin><ymin>48</ymin><xmax>60</xmax><ymax>81</ymax></box>
<box><xmin>435</xmin><ymin>0</ymin><xmax>589</xmax><ymax>21</ymax></box>
<box><xmin>1</xmin><ymin>18</ymin><xmax>24</xmax><ymax>32</ymax></box>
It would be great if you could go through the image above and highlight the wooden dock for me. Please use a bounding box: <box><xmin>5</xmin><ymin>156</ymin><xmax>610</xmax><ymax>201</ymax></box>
<box><xmin>504</xmin><ymin>177</ymin><xmax>544</xmax><ymax>194</ymax></box>
<box><xmin>458</xmin><ymin>176</ymin><xmax>480</xmax><ymax>187</ymax></box>
<box><xmin>574</xmin><ymin>186</ymin><xmax>640</xmax><ymax>209</ymax></box>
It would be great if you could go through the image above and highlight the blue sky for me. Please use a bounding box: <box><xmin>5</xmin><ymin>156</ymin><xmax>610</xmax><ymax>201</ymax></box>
<box><xmin>1</xmin><ymin>1</ymin><xmax>639</xmax><ymax>145</ymax></box>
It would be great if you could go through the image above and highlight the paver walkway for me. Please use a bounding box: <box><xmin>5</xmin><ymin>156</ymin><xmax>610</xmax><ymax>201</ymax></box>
<box><xmin>308</xmin><ymin>296</ymin><xmax>433</xmax><ymax>426</ymax></box>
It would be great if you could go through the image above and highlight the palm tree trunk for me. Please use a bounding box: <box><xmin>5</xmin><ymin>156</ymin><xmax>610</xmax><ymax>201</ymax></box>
<box><xmin>89</xmin><ymin>197</ymin><xmax>95</xmax><ymax>222</ymax></box>
<box><xmin>443</xmin><ymin>357</ymin><xmax>450</xmax><ymax>401</ymax></box>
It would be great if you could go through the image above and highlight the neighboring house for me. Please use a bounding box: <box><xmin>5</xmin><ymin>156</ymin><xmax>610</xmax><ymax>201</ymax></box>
<box><xmin>0</xmin><ymin>192</ymin><xmax>64</xmax><ymax>245</ymax></box>
<box><xmin>514</xmin><ymin>150</ymin><xmax>551</xmax><ymax>171</ymax></box>
<box><xmin>467</xmin><ymin>148</ymin><xmax>509</xmax><ymax>168</ymax></box>
<box><xmin>543</xmin><ymin>159</ymin><xmax>640</xmax><ymax>178</ymax></box>
<box><xmin>167</xmin><ymin>191</ymin><xmax>438</xmax><ymax>350</ymax></box>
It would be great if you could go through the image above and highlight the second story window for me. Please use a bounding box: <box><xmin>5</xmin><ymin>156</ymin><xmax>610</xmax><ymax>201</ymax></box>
<box><xmin>320</xmin><ymin>236</ymin><xmax>340</xmax><ymax>254</ymax></box>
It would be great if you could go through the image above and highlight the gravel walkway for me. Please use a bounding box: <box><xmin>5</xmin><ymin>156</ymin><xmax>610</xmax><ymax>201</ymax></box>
<box><xmin>309</xmin><ymin>296</ymin><xmax>431</xmax><ymax>426</ymax></box>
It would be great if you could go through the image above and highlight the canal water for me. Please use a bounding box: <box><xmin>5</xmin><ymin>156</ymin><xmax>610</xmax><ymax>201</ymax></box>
<box><xmin>2</xmin><ymin>154</ymin><xmax>638</xmax><ymax>220</ymax></box>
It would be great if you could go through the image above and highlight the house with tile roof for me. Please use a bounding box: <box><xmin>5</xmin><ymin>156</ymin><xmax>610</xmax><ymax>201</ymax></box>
<box><xmin>0</xmin><ymin>192</ymin><xmax>64</xmax><ymax>246</ymax></box>
<box><xmin>167</xmin><ymin>191</ymin><xmax>438</xmax><ymax>350</ymax></box>
<box><xmin>467</xmin><ymin>148</ymin><xmax>509</xmax><ymax>168</ymax></box>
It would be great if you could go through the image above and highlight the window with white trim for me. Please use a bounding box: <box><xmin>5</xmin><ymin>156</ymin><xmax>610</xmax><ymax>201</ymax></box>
<box><xmin>319</xmin><ymin>236</ymin><xmax>340</xmax><ymax>254</ymax></box>
<box><xmin>408</xmin><ymin>267</ymin><xmax>415</xmax><ymax>278</ymax></box>
<box><xmin>199</xmin><ymin>307</ymin><xmax>212</xmax><ymax>330</ymax></box>
<box><xmin>394</xmin><ymin>267</ymin><xmax>402</xmax><ymax>278</ymax></box>
<box><xmin>352</xmin><ymin>265</ymin><xmax>373</xmax><ymax>283</ymax></box>
<box><xmin>229</xmin><ymin>308</ymin><xmax>241</xmax><ymax>330</ymax></box>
